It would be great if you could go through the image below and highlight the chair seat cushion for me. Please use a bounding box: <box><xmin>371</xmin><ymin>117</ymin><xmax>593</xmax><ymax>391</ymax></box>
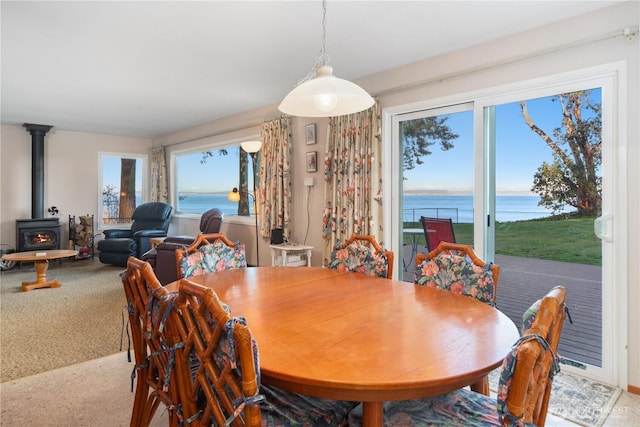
<box><xmin>348</xmin><ymin>389</ymin><xmax>503</xmax><ymax>427</ymax></box>
<box><xmin>97</xmin><ymin>237</ymin><xmax>136</xmax><ymax>253</ymax></box>
<box><xmin>414</xmin><ymin>253</ymin><xmax>494</xmax><ymax>304</ymax></box>
<box><xmin>329</xmin><ymin>242</ymin><xmax>389</xmax><ymax>278</ymax></box>
<box><xmin>260</xmin><ymin>385</ymin><xmax>356</xmax><ymax>426</ymax></box>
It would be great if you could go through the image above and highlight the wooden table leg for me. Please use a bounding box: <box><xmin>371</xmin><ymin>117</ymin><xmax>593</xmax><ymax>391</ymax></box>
<box><xmin>21</xmin><ymin>260</ymin><xmax>61</xmax><ymax>292</ymax></box>
<box><xmin>470</xmin><ymin>375</ymin><xmax>490</xmax><ymax>396</ymax></box>
<box><xmin>362</xmin><ymin>401</ymin><xmax>384</xmax><ymax>427</ymax></box>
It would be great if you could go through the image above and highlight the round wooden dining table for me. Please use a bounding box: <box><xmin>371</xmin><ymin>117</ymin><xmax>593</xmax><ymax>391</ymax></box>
<box><xmin>167</xmin><ymin>267</ymin><xmax>519</xmax><ymax>427</ymax></box>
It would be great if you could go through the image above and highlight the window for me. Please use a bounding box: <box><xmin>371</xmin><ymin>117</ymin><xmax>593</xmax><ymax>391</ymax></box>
<box><xmin>174</xmin><ymin>145</ymin><xmax>254</xmax><ymax>215</ymax></box>
<box><xmin>98</xmin><ymin>152</ymin><xmax>147</xmax><ymax>228</ymax></box>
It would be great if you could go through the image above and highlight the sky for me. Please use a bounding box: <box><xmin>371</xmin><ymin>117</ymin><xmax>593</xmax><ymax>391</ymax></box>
<box><xmin>176</xmin><ymin>146</ymin><xmax>245</xmax><ymax>194</ymax></box>
<box><xmin>403</xmin><ymin>88</ymin><xmax>602</xmax><ymax>194</ymax></box>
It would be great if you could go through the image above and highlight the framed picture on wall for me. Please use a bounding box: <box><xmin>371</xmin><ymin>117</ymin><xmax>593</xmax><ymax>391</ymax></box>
<box><xmin>305</xmin><ymin>123</ymin><xmax>316</xmax><ymax>145</ymax></box>
<box><xmin>306</xmin><ymin>151</ymin><xmax>317</xmax><ymax>172</ymax></box>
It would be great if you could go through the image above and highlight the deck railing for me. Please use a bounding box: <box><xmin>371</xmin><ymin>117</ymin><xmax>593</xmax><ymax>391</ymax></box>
<box><xmin>403</xmin><ymin>207</ymin><xmax>461</xmax><ymax>224</ymax></box>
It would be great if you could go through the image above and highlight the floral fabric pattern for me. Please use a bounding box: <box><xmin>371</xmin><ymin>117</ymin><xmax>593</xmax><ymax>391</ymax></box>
<box><xmin>348</xmin><ymin>389</ymin><xmax>500</xmax><ymax>426</ymax></box>
<box><xmin>522</xmin><ymin>298</ymin><xmax>542</xmax><ymax>333</ymax></box>
<box><xmin>260</xmin><ymin>384</ymin><xmax>356</xmax><ymax>427</ymax></box>
<box><xmin>348</xmin><ymin>336</ymin><xmax>554</xmax><ymax>427</ymax></box>
<box><xmin>180</xmin><ymin>240</ymin><xmax>247</xmax><ymax>278</ymax></box>
<box><xmin>259</xmin><ymin>117</ymin><xmax>292</xmax><ymax>241</ymax></box>
<box><xmin>414</xmin><ymin>253</ymin><xmax>495</xmax><ymax>304</ymax></box>
<box><xmin>497</xmin><ymin>334</ymin><xmax>560</xmax><ymax>426</ymax></box>
<box><xmin>321</xmin><ymin>100</ymin><xmax>384</xmax><ymax>267</ymax></box>
<box><xmin>328</xmin><ymin>241</ymin><xmax>389</xmax><ymax>278</ymax></box>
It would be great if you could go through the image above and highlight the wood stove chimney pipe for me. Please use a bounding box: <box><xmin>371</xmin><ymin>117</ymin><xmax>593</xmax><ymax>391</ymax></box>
<box><xmin>23</xmin><ymin>123</ymin><xmax>53</xmax><ymax>219</ymax></box>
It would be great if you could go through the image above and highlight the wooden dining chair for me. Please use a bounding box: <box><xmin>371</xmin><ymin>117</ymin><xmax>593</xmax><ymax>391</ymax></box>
<box><xmin>328</xmin><ymin>233</ymin><xmax>394</xmax><ymax>279</ymax></box>
<box><xmin>415</xmin><ymin>242</ymin><xmax>499</xmax><ymax>395</ymax></box>
<box><xmin>120</xmin><ymin>257</ymin><xmax>185</xmax><ymax>427</ymax></box>
<box><xmin>171</xmin><ymin>278</ymin><xmax>358</xmax><ymax>426</ymax></box>
<box><xmin>348</xmin><ymin>285</ymin><xmax>567</xmax><ymax>427</ymax></box>
<box><xmin>175</xmin><ymin>232</ymin><xmax>247</xmax><ymax>279</ymax></box>
<box><xmin>414</xmin><ymin>242</ymin><xmax>499</xmax><ymax>306</ymax></box>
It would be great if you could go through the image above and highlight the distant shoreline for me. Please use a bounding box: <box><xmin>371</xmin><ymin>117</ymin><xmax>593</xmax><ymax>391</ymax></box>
<box><xmin>403</xmin><ymin>190</ymin><xmax>535</xmax><ymax>196</ymax></box>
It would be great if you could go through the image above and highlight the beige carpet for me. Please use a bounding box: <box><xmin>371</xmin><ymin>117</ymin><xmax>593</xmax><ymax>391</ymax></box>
<box><xmin>0</xmin><ymin>259</ymin><xmax>126</xmax><ymax>382</ymax></box>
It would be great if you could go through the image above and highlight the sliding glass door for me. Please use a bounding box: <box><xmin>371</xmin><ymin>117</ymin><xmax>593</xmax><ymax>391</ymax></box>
<box><xmin>389</xmin><ymin>69</ymin><xmax>623</xmax><ymax>386</ymax></box>
<box><xmin>485</xmin><ymin>85</ymin><xmax>612</xmax><ymax>382</ymax></box>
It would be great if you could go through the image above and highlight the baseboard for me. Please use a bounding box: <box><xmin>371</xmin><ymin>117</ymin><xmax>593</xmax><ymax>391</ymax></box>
<box><xmin>628</xmin><ymin>384</ymin><xmax>640</xmax><ymax>395</ymax></box>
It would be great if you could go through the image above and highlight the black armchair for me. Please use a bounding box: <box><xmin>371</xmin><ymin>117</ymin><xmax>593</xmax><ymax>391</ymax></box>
<box><xmin>141</xmin><ymin>208</ymin><xmax>223</xmax><ymax>285</ymax></box>
<box><xmin>97</xmin><ymin>202</ymin><xmax>173</xmax><ymax>266</ymax></box>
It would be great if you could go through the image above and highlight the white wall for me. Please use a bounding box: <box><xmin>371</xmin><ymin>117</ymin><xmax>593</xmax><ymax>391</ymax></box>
<box><xmin>0</xmin><ymin>125</ymin><xmax>152</xmax><ymax>247</ymax></box>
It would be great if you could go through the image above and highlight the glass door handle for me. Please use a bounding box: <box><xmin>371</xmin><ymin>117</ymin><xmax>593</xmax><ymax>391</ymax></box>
<box><xmin>594</xmin><ymin>215</ymin><xmax>613</xmax><ymax>242</ymax></box>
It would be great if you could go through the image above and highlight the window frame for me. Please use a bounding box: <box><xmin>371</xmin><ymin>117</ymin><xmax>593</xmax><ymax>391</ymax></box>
<box><xmin>169</xmin><ymin>135</ymin><xmax>259</xmax><ymax>218</ymax></box>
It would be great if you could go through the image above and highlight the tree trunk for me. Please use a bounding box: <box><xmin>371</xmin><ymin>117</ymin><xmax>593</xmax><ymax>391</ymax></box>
<box><xmin>119</xmin><ymin>159</ymin><xmax>136</xmax><ymax>221</ymax></box>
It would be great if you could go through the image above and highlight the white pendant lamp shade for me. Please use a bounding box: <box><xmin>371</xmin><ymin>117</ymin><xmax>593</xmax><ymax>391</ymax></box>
<box><xmin>279</xmin><ymin>65</ymin><xmax>374</xmax><ymax>117</ymax></box>
<box><xmin>240</xmin><ymin>140</ymin><xmax>262</xmax><ymax>153</ymax></box>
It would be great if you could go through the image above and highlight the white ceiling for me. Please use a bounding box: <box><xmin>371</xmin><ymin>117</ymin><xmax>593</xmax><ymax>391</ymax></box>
<box><xmin>1</xmin><ymin>1</ymin><xmax>619</xmax><ymax>138</ymax></box>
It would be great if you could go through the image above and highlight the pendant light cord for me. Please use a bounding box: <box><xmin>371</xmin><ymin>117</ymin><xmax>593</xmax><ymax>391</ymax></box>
<box><xmin>296</xmin><ymin>0</ymin><xmax>330</xmax><ymax>86</ymax></box>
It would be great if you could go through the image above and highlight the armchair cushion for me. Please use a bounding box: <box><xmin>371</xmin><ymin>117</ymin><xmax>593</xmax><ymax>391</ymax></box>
<box><xmin>99</xmin><ymin>238</ymin><xmax>135</xmax><ymax>253</ymax></box>
<box><xmin>199</xmin><ymin>208</ymin><xmax>223</xmax><ymax>234</ymax></box>
<box><xmin>102</xmin><ymin>229</ymin><xmax>132</xmax><ymax>239</ymax></box>
<box><xmin>133</xmin><ymin>229</ymin><xmax>170</xmax><ymax>238</ymax></box>
<box><xmin>130</xmin><ymin>202</ymin><xmax>173</xmax><ymax>235</ymax></box>
<box><xmin>329</xmin><ymin>241</ymin><xmax>389</xmax><ymax>278</ymax></box>
<box><xmin>414</xmin><ymin>253</ymin><xmax>495</xmax><ymax>304</ymax></box>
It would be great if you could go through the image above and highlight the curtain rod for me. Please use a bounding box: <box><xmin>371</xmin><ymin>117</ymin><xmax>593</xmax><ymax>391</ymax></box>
<box><xmin>159</xmin><ymin>120</ymin><xmax>264</xmax><ymax>148</ymax></box>
<box><xmin>159</xmin><ymin>115</ymin><xmax>291</xmax><ymax>148</ymax></box>
<box><xmin>372</xmin><ymin>25</ymin><xmax>638</xmax><ymax>98</ymax></box>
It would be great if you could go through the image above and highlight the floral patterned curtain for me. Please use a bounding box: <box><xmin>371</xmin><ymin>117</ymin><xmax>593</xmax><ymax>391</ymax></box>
<box><xmin>258</xmin><ymin>117</ymin><xmax>292</xmax><ymax>240</ymax></box>
<box><xmin>322</xmin><ymin>100</ymin><xmax>383</xmax><ymax>266</ymax></box>
<box><xmin>150</xmin><ymin>145</ymin><xmax>168</xmax><ymax>203</ymax></box>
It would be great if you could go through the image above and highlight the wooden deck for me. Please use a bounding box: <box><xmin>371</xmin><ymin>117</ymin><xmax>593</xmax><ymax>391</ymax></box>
<box><xmin>401</xmin><ymin>245</ymin><xmax>602</xmax><ymax>367</ymax></box>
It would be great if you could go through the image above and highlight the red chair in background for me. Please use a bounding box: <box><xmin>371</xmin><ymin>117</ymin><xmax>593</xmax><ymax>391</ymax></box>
<box><xmin>420</xmin><ymin>216</ymin><xmax>456</xmax><ymax>251</ymax></box>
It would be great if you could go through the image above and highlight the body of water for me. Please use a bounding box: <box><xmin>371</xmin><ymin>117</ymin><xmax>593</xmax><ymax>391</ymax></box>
<box><xmin>177</xmin><ymin>193</ymin><xmax>572</xmax><ymax>224</ymax></box>
<box><xmin>403</xmin><ymin>194</ymin><xmax>574</xmax><ymax>223</ymax></box>
<box><xmin>177</xmin><ymin>194</ymin><xmax>244</xmax><ymax>215</ymax></box>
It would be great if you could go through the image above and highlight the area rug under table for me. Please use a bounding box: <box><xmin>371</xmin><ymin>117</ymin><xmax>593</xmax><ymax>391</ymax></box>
<box><xmin>489</xmin><ymin>369</ymin><xmax>622</xmax><ymax>427</ymax></box>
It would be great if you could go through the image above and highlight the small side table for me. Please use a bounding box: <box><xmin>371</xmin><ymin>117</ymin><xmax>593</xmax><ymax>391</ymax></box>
<box><xmin>269</xmin><ymin>244</ymin><xmax>313</xmax><ymax>267</ymax></box>
<box><xmin>1</xmin><ymin>249</ymin><xmax>79</xmax><ymax>291</ymax></box>
<box><xmin>403</xmin><ymin>228</ymin><xmax>425</xmax><ymax>271</ymax></box>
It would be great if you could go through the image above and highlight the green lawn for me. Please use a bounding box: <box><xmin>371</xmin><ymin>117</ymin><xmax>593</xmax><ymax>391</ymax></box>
<box><xmin>404</xmin><ymin>216</ymin><xmax>600</xmax><ymax>266</ymax></box>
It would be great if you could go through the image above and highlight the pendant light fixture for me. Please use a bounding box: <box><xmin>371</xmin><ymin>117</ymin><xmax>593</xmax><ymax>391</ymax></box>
<box><xmin>278</xmin><ymin>0</ymin><xmax>374</xmax><ymax>117</ymax></box>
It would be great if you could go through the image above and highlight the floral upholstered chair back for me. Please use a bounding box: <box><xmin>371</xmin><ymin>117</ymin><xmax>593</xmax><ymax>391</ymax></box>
<box><xmin>176</xmin><ymin>232</ymin><xmax>247</xmax><ymax>279</ymax></box>
<box><xmin>414</xmin><ymin>242</ymin><xmax>498</xmax><ymax>306</ymax></box>
<box><xmin>328</xmin><ymin>233</ymin><xmax>394</xmax><ymax>279</ymax></box>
